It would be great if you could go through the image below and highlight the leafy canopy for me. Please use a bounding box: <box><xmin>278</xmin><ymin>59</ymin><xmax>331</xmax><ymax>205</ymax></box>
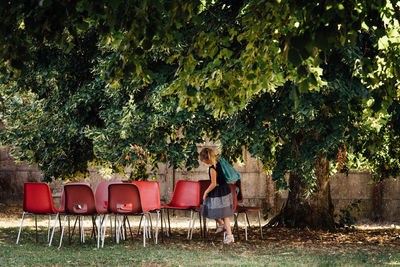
<box><xmin>0</xmin><ymin>0</ymin><xmax>399</xmax><ymax>185</ymax></box>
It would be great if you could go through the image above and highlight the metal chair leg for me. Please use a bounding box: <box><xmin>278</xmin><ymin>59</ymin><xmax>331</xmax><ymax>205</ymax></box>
<box><xmin>167</xmin><ymin>209</ymin><xmax>171</xmax><ymax>235</ymax></box>
<box><xmin>59</xmin><ymin>214</ymin><xmax>62</xmax><ymax>232</ymax></box>
<box><xmin>190</xmin><ymin>211</ymin><xmax>197</xmax><ymax>240</ymax></box>
<box><xmin>35</xmin><ymin>215</ymin><xmax>38</xmax><ymax>243</ymax></box>
<box><xmin>90</xmin><ymin>215</ymin><xmax>97</xmax><ymax>239</ymax></box>
<box><xmin>49</xmin><ymin>213</ymin><xmax>59</xmax><ymax>246</ymax></box>
<box><xmin>148</xmin><ymin>214</ymin><xmax>153</xmax><ymax>239</ymax></box>
<box><xmin>110</xmin><ymin>216</ymin><xmax>113</xmax><ymax>241</ymax></box>
<box><xmin>101</xmin><ymin>215</ymin><xmax>109</xmax><ymax>248</ymax></box>
<box><xmin>97</xmin><ymin>215</ymin><xmax>101</xmax><ymax>248</ymax></box>
<box><xmin>16</xmin><ymin>212</ymin><xmax>26</xmax><ymax>244</ymax></box>
<box><xmin>137</xmin><ymin>214</ymin><xmax>143</xmax><ymax>236</ymax></box>
<box><xmin>47</xmin><ymin>215</ymin><xmax>51</xmax><ymax>242</ymax></box>
<box><xmin>125</xmin><ymin>216</ymin><xmax>134</xmax><ymax>240</ymax></box>
<box><xmin>78</xmin><ymin>216</ymin><xmax>82</xmax><ymax>243</ymax></box>
<box><xmin>116</xmin><ymin>216</ymin><xmax>122</xmax><ymax>244</ymax></box>
<box><xmin>59</xmin><ymin>215</ymin><xmax>68</xmax><ymax>248</ymax></box>
<box><xmin>234</xmin><ymin>213</ymin><xmax>240</xmax><ymax>241</ymax></box>
<box><xmin>258</xmin><ymin>210</ymin><xmax>263</xmax><ymax>239</ymax></box>
<box><xmin>160</xmin><ymin>210</ymin><xmax>164</xmax><ymax>242</ymax></box>
<box><xmin>115</xmin><ymin>216</ymin><xmax>119</xmax><ymax>243</ymax></box>
<box><xmin>68</xmin><ymin>216</ymin><xmax>71</xmax><ymax>244</ymax></box>
<box><xmin>163</xmin><ymin>209</ymin><xmax>170</xmax><ymax>237</ymax></box>
<box><xmin>155</xmin><ymin>210</ymin><xmax>160</xmax><ymax>244</ymax></box>
<box><xmin>81</xmin><ymin>216</ymin><xmax>85</xmax><ymax>243</ymax></box>
<box><xmin>245</xmin><ymin>211</ymin><xmax>251</xmax><ymax>228</ymax></box>
<box><xmin>198</xmin><ymin>212</ymin><xmax>203</xmax><ymax>238</ymax></box>
<box><xmin>244</xmin><ymin>212</ymin><xmax>248</xmax><ymax>241</ymax></box>
<box><xmin>70</xmin><ymin>216</ymin><xmax>79</xmax><ymax>244</ymax></box>
<box><xmin>122</xmin><ymin>216</ymin><xmax>127</xmax><ymax>240</ymax></box>
<box><xmin>143</xmin><ymin>214</ymin><xmax>146</xmax><ymax>247</ymax></box>
<box><xmin>114</xmin><ymin>216</ymin><xmax>117</xmax><ymax>241</ymax></box>
<box><xmin>187</xmin><ymin>210</ymin><xmax>193</xmax><ymax>239</ymax></box>
<box><xmin>121</xmin><ymin>216</ymin><xmax>126</xmax><ymax>240</ymax></box>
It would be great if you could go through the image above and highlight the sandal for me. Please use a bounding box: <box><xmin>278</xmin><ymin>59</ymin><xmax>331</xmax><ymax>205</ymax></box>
<box><xmin>215</xmin><ymin>224</ymin><xmax>225</xmax><ymax>233</ymax></box>
<box><xmin>223</xmin><ymin>233</ymin><xmax>234</xmax><ymax>244</ymax></box>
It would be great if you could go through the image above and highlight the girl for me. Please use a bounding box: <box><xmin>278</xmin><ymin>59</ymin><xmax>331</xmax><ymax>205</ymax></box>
<box><xmin>199</xmin><ymin>148</ymin><xmax>234</xmax><ymax>244</ymax></box>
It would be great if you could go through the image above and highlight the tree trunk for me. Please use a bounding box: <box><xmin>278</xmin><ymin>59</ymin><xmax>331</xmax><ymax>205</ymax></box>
<box><xmin>268</xmin><ymin>156</ymin><xmax>335</xmax><ymax>230</ymax></box>
<box><xmin>373</xmin><ymin>180</ymin><xmax>383</xmax><ymax>221</ymax></box>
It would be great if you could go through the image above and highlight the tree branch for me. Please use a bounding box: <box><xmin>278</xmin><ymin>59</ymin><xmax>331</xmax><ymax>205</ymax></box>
<box><xmin>0</xmin><ymin>95</ymin><xmax>6</xmax><ymax>115</ymax></box>
<box><xmin>390</xmin><ymin>0</ymin><xmax>400</xmax><ymax>25</ymax></box>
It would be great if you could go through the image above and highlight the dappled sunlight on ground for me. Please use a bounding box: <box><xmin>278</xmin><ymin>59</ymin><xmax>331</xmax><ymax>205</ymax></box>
<box><xmin>1</xmin><ymin>199</ymin><xmax>400</xmax><ymax>251</ymax></box>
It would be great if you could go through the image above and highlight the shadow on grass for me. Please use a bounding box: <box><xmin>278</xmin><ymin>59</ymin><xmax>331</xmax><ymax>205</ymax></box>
<box><xmin>1</xmin><ymin>226</ymin><xmax>400</xmax><ymax>266</ymax></box>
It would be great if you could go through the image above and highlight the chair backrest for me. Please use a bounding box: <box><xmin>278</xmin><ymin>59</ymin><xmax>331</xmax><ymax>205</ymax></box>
<box><xmin>95</xmin><ymin>181</ymin><xmax>123</xmax><ymax>212</ymax></box>
<box><xmin>234</xmin><ymin>180</ymin><xmax>243</xmax><ymax>202</ymax></box>
<box><xmin>23</xmin><ymin>183</ymin><xmax>58</xmax><ymax>214</ymax></box>
<box><xmin>228</xmin><ymin>184</ymin><xmax>238</xmax><ymax>212</ymax></box>
<box><xmin>198</xmin><ymin>180</ymin><xmax>211</xmax><ymax>204</ymax></box>
<box><xmin>64</xmin><ymin>184</ymin><xmax>97</xmax><ymax>215</ymax></box>
<box><xmin>169</xmin><ymin>180</ymin><xmax>200</xmax><ymax>208</ymax></box>
<box><xmin>132</xmin><ymin>181</ymin><xmax>161</xmax><ymax>213</ymax></box>
<box><xmin>108</xmin><ymin>183</ymin><xmax>142</xmax><ymax>214</ymax></box>
<box><xmin>60</xmin><ymin>182</ymin><xmax>91</xmax><ymax>210</ymax></box>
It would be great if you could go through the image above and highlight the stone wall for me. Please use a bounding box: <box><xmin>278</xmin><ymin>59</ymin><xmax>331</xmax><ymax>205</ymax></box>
<box><xmin>0</xmin><ymin>122</ymin><xmax>41</xmax><ymax>199</ymax></box>
<box><xmin>0</xmin><ymin>147</ymin><xmax>43</xmax><ymax>200</ymax></box>
<box><xmin>2</xmin><ymin>142</ymin><xmax>400</xmax><ymax>222</ymax></box>
<box><xmin>330</xmin><ymin>171</ymin><xmax>375</xmax><ymax>221</ymax></box>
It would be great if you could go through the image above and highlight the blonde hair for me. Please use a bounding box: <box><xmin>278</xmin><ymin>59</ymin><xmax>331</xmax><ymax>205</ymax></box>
<box><xmin>199</xmin><ymin>148</ymin><xmax>217</xmax><ymax>165</ymax></box>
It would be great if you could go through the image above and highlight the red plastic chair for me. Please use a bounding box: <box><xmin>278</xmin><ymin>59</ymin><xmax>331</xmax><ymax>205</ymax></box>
<box><xmin>57</xmin><ymin>182</ymin><xmax>92</xmax><ymax>245</ymax></box>
<box><xmin>58</xmin><ymin>184</ymin><xmax>101</xmax><ymax>248</ymax></box>
<box><xmin>229</xmin><ymin>184</ymin><xmax>238</xmax><ymax>212</ymax></box>
<box><xmin>228</xmin><ymin>183</ymin><xmax>263</xmax><ymax>240</ymax></box>
<box><xmin>132</xmin><ymin>181</ymin><xmax>161</xmax><ymax>213</ymax></box>
<box><xmin>101</xmin><ymin>183</ymin><xmax>149</xmax><ymax>247</ymax></box>
<box><xmin>199</xmin><ymin>180</ymin><xmax>211</xmax><ymax>205</ymax></box>
<box><xmin>95</xmin><ymin>181</ymin><xmax>123</xmax><ymax>213</ymax></box>
<box><xmin>161</xmin><ymin>180</ymin><xmax>200</xmax><ymax>239</ymax></box>
<box><xmin>59</xmin><ymin>182</ymin><xmax>91</xmax><ymax>210</ymax></box>
<box><xmin>16</xmin><ymin>183</ymin><xmax>62</xmax><ymax>245</ymax></box>
<box><xmin>95</xmin><ymin>181</ymin><xmax>123</xmax><ymax>243</ymax></box>
<box><xmin>236</xmin><ymin>205</ymin><xmax>263</xmax><ymax>240</ymax></box>
<box><xmin>132</xmin><ymin>181</ymin><xmax>161</xmax><ymax>244</ymax></box>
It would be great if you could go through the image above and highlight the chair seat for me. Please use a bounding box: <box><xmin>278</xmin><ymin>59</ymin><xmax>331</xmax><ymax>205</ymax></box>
<box><xmin>161</xmin><ymin>204</ymin><xmax>193</xmax><ymax>210</ymax></box>
<box><xmin>237</xmin><ymin>206</ymin><xmax>262</xmax><ymax>212</ymax></box>
<box><xmin>26</xmin><ymin>208</ymin><xmax>64</xmax><ymax>215</ymax></box>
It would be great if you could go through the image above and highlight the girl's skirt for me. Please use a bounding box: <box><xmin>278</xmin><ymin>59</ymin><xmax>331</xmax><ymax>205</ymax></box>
<box><xmin>202</xmin><ymin>184</ymin><xmax>234</xmax><ymax>219</ymax></box>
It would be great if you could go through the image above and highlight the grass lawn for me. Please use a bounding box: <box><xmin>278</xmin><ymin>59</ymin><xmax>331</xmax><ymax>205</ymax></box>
<box><xmin>1</xmin><ymin>202</ymin><xmax>400</xmax><ymax>266</ymax></box>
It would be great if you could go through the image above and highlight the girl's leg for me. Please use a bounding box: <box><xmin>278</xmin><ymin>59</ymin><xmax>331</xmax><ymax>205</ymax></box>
<box><xmin>222</xmin><ymin>217</ymin><xmax>234</xmax><ymax>243</ymax></box>
<box><xmin>215</xmin><ymin>218</ymin><xmax>225</xmax><ymax>233</ymax></box>
<box><xmin>222</xmin><ymin>217</ymin><xmax>232</xmax><ymax>235</ymax></box>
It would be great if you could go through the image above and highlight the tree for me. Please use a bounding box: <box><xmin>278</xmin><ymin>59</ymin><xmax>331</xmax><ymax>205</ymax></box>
<box><xmin>1</xmin><ymin>0</ymin><xmax>399</xmax><ymax>229</ymax></box>
<box><xmin>0</xmin><ymin>30</ymin><xmax>106</xmax><ymax>181</ymax></box>
<box><xmin>218</xmin><ymin>44</ymin><xmax>371</xmax><ymax>229</ymax></box>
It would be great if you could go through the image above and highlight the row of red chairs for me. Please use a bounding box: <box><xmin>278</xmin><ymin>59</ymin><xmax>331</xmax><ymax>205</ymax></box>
<box><xmin>16</xmin><ymin>180</ymin><xmax>262</xmax><ymax>247</ymax></box>
<box><xmin>16</xmin><ymin>180</ymin><xmax>200</xmax><ymax>248</ymax></box>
